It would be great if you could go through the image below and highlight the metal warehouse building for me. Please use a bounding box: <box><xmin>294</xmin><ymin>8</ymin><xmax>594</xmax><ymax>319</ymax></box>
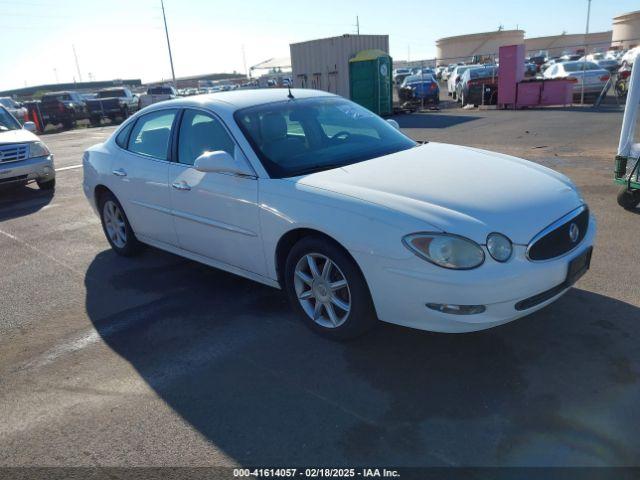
<box><xmin>435</xmin><ymin>30</ymin><xmax>524</xmax><ymax>64</ymax></box>
<box><xmin>290</xmin><ymin>34</ymin><xmax>389</xmax><ymax>98</ymax></box>
<box><xmin>612</xmin><ymin>10</ymin><xmax>640</xmax><ymax>49</ymax></box>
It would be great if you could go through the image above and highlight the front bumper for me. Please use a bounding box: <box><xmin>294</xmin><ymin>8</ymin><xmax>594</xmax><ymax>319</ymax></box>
<box><xmin>352</xmin><ymin>215</ymin><xmax>596</xmax><ymax>333</ymax></box>
<box><xmin>0</xmin><ymin>155</ymin><xmax>55</xmax><ymax>186</ymax></box>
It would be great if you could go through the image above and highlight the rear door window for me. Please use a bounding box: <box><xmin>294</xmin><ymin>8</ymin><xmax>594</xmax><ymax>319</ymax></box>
<box><xmin>128</xmin><ymin>109</ymin><xmax>178</xmax><ymax>160</ymax></box>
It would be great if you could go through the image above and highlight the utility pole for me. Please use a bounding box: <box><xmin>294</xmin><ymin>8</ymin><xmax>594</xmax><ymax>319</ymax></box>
<box><xmin>72</xmin><ymin>44</ymin><xmax>83</xmax><ymax>83</ymax></box>
<box><xmin>580</xmin><ymin>0</ymin><xmax>592</xmax><ymax>105</ymax></box>
<box><xmin>242</xmin><ymin>44</ymin><xmax>248</xmax><ymax>79</ymax></box>
<box><xmin>356</xmin><ymin>16</ymin><xmax>360</xmax><ymax>35</ymax></box>
<box><xmin>161</xmin><ymin>0</ymin><xmax>177</xmax><ymax>86</ymax></box>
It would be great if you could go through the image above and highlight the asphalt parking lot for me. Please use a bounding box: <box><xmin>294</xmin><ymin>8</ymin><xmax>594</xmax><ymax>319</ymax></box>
<box><xmin>1</xmin><ymin>107</ymin><xmax>639</xmax><ymax>467</ymax></box>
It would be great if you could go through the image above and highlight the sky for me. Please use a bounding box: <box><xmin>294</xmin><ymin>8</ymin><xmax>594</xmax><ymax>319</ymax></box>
<box><xmin>0</xmin><ymin>0</ymin><xmax>638</xmax><ymax>91</ymax></box>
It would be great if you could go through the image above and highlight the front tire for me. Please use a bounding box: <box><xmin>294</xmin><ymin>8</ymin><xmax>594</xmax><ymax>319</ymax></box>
<box><xmin>37</xmin><ymin>178</ymin><xmax>55</xmax><ymax>191</ymax></box>
<box><xmin>98</xmin><ymin>191</ymin><xmax>143</xmax><ymax>256</ymax></box>
<box><xmin>284</xmin><ymin>236</ymin><xmax>377</xmax><ymax>340</ymax></box>
<box><xmin>617</xmin><ymin>187</ymin><xmax>640</xmax><ymax>210</ymax></box>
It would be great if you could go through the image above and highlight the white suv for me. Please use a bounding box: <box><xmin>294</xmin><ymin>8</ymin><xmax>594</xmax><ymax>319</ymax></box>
<box><xmin>0</xmin><ymin>106</ymin><xmax>55</xmax><ymax>190</ymax></box>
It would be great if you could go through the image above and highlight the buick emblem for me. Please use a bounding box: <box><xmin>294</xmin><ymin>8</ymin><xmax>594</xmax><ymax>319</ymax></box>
<box><xmin>569</xmin><ymin>223</ymin><xmax>580</xmax><ymax>243</ymax></box>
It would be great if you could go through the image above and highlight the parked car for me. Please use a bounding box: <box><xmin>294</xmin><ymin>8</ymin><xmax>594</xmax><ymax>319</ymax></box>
<box><xmin>543</xmin><ymin>61</ymin><xmax>610</xmax><ymax>101</ymax></box>
<box><xmin>138</xmin><ymin>85</ymin><xmax>178</xmax><ymax>109</ymax></box>
<box><xmin>392</xmin><ymin>68</ymin><xmax>411</xmax><ymax>84</ymax></box>
<box><xmin>447</xmin><ymin>64</ymin><xmax>481</xmax><ymax>99</ymax></box>
<box><xmin>398</xmin><ymin>74</ymin><xmax>440</xmax><ymax>107</ymax></box>
<box><xmin>83</xmin><ymin>89</ymin><xmax>594</xmax><ymax>339</ymax></box>
<box><xmin>558</xmin><ymin>54</ymin><xmax>582</xmax><ymax>62</ymax></box>
<box><xmin>40</xmin><ymin>91</ymin><xmax>89</xmax><ymax>129</ymax></box>
<box><xmin>527</xmin><ymin>55</ymin><xmax>547</xmax><ymax>72</ymax></box>
<box><xmin>393</xmin><ymin>72</ymin><xmax>412</xmax><ymax>86</ymax></box>
<box><xmin>456</xmin><ymin>66</ymin><xmax>499</xmax><ymax>106</ymax></box>
<box><xmin>540</xmin><ymin>58</ymin><xmax>559</xmax><ymax>73</ymax></box>
<box><xmin>86</xmin><ymin>87</ymin><xmax>140</xmax><ymax>126</ymax></box>
<box><xmin>435</xmin><ymin>66</ymin><xmax>446</xmax><ymax>80</ymax></box>
<box><xmin>0</xmin><ymin>97</ymin><xmax>27</xmax><ymax>122</ymax></box>
<box><xmin>441</xmin><ymin>63</ymin><xmax>462</xmax><ymax>82</ymax></box>
<box><xmin>0</xmin><ymin>105</ymin><xmax>55</xmax><ymax>190</ymax></box>
<box><xmin>580</xmin><ymin>53</ymin><xmax>618</xmax><ymax>73</ymax></box>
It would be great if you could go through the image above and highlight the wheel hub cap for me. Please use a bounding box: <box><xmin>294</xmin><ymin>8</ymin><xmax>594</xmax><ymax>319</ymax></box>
<box><xmin>293</xmin><ymin>253</ymin><xmax>351</xmax><ymax>329</ymax></box>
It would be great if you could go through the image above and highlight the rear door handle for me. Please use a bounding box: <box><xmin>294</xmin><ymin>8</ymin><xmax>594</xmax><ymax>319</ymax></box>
<box><xmin>112</xmin><ymin>168</ymin><xmax>127</xmax><ymax>177</ymax></box>
<box><xmin>172</xmin><ymin>181</ymin><xmax>191</xmax><ymax>191</ymax></box>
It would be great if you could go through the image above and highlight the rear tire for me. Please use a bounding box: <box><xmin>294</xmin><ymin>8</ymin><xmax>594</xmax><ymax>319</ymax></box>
<box><xmin>90</xmin><ymin>116</ymin><xmax>101</xmax><ymax>127</ymax></box>
<box><xmin>98</xmin><ymin>191</ymin><xmax>143</xmax><ymax>256</ymax></box>
<box><xmin>617</xmin><ymin>188</ymin><xmax>640</xmax><ymax>210</ymax></box>
<box><xmin>284</xmin><ymin>236</ymin><xmax>378</xmax><ymax>340</ymax></box>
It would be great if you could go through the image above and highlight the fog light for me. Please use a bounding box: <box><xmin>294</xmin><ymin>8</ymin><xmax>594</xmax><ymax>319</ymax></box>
<box><xmin>426</xmin><ymin>303</ymin><xmax>486</xmax><ymax>315</ymax></box>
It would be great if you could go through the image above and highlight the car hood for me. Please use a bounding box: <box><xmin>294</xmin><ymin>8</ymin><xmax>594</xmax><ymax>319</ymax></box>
<box><xmin>0</xmin><ymin>129</ymin><xmax>39</xmax><ymax>145</ymax></box>
<box><xmin>292</xmin><ymin>142</ymin><xmax>583</xmax><ymax>244</ymax></box>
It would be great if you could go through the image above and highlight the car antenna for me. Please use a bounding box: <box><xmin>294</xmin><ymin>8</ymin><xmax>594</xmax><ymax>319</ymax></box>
<box><xmin>287</xmin><ymin>85</ymin><xmax>294</xmax><ymax>99</ymax></box>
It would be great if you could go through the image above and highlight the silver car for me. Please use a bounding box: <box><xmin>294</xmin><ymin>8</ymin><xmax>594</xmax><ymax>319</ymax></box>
<box><xmin>0</xmin><ymin>106</ymin><xmax>55</xmax><ymax>190</ymax></box>
<box><xmin>543</xmin><ymin>61</ymin><xmax>611</xmax><ymax>99</ymax></box>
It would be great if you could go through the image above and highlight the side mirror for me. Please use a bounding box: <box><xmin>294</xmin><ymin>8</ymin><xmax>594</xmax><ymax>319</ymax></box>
<box><xmin>23</xmin><ymin>121</ymin><xmax>36</xmax><ymax>132</ymax></box>
<box><xmin>194</xmin><ymin>150</ymin><xmax>254</xmax><ymax>177</ymax></box>
<box><xmin>386</xmin><ymin>119</ymin><xmax>400</xmax><ymax>130</ymax></box>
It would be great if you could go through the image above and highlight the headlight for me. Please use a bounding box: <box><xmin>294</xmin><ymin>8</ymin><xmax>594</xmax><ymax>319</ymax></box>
<box><xmin>486</xmin><ymin>233</ymin><xmax>513</xmax><ymax>262</ymax></box>
<box><xmin>403</xmin><ymin>233</ymin><xmax>485</xmax><ymax>270</ymax></box>
<box><xmin>29</xmin><ymin>141</ymin><xmax>50</xmax><ymax>158</ymax></box>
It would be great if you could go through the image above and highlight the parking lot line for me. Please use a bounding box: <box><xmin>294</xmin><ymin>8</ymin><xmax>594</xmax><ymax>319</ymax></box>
<box><xmin>55</xmin><ymin>164</ymin><xmax>83</xmax><ymax>172</ymax></box>
<box><xmin>0</xmin><ymin>228</ymin><xmax>86</xmax><ymax>279</ymax></box>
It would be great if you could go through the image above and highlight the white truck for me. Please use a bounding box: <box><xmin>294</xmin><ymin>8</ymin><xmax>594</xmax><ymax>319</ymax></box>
<box><xmin>138</xmin><ymin>85</ymin><xmax>178</xmax><ymax>109</ymax></box>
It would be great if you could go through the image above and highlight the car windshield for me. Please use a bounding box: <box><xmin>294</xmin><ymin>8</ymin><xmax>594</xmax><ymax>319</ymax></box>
<box><xmin>235</xmin><ymin>97</ymin><xmax>416</xmax><ymax>178</ymax></box>
<box><xmin>98</xmin><ymin>90</ymin><xmax>125</xmax><ymax>98</ymax></box>
<box><xmin>0</xmin><ymin>107</ymin><xmax>21</xmax><ymax>131</ymax></box>
<box><xmin>563</xmin><ymin>61</ymin><xmax>601</xmax><ymax>72</ymax></box>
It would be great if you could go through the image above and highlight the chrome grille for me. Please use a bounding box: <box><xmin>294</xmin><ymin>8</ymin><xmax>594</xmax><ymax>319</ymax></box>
<box><xmin>0</xmin><ymin>143</ymin><xmax>29</xmax><ymax>163</ymax></box>
<box><xmin>527</xmin><ymin>206</ymin><xmax>589</xmax><ymax>261</ymax></box>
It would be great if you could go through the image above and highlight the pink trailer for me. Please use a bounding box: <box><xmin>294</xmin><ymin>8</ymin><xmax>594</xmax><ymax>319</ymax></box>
<box><xmin>498</xmin><ymin>44</ymin><xmax>573</xmax><ymax>109</ymax></box>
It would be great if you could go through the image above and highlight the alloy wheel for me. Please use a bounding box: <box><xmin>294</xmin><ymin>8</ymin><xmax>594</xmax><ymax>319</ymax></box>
<box><xmin>293</xmin><ymin>253</ymin><xmax>351</xmax><ymax>329</ymax></box>
<box><xmin>103</xmin><ymin>200</ymin><xmax>127</xmax><ymax>248</ymax></box>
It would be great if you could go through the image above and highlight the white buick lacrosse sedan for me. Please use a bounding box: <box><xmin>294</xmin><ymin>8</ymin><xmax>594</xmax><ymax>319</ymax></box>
<box><xmin>83</xmin><ymin>89</ymin><xmax>595</xmax><ymax>339</ymax></box>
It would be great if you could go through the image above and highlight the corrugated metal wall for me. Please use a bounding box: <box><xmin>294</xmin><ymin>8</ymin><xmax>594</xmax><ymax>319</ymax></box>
<box><xmin>290</xmin><ymin>35</ymin><xmax>389</xmax><ymax>99</ymax></box>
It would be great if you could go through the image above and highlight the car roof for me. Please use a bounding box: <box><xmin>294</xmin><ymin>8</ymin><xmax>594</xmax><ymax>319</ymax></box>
<box><xmin>149</xmin><ymin>88</ymin><xmax>337</xmax><ymax>113</ymax></box>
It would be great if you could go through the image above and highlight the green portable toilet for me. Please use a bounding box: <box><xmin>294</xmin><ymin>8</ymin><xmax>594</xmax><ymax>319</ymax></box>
<box><xmin>349</xmin><ymin>49</ymin><xmax>393</xmax><ymax>116</ymax></box>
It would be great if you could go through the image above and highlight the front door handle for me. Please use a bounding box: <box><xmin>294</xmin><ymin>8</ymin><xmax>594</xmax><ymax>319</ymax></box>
<box><xmin>112</xmin><ymin>168</ymin><xmax>127</xmax><ymax>177</ymax></box>
<box><xmin>172</xmin><ymin>181</ymin><xmax>191</xmax><ymax>191</ymax></box>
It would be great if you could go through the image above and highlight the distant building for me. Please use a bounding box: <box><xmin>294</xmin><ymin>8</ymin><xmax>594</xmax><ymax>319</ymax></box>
<box><xmin>525</xmin><ymin>31</ymin><xmax>613</xmax><ymax>57</ymax></box>
<box><xmin>436</xmin><ymin>30</ymin><xmax>525</xmax><ymax>65</ymax></box>
<box><xmin>612</xmin><ymin>10</ymin><xmax>640</xmax><ymax>49</ymax></box>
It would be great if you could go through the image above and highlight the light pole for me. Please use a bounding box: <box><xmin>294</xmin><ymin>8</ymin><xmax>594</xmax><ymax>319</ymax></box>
<box><xmin>580</xmin><ymin>0</ymin><xmax>592</xmax><ymax>104</ymax></box>
<box><xmin>161</xmin><ymin>0</ymin><xmax>177</xmax><ymax>87</ymax></box>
